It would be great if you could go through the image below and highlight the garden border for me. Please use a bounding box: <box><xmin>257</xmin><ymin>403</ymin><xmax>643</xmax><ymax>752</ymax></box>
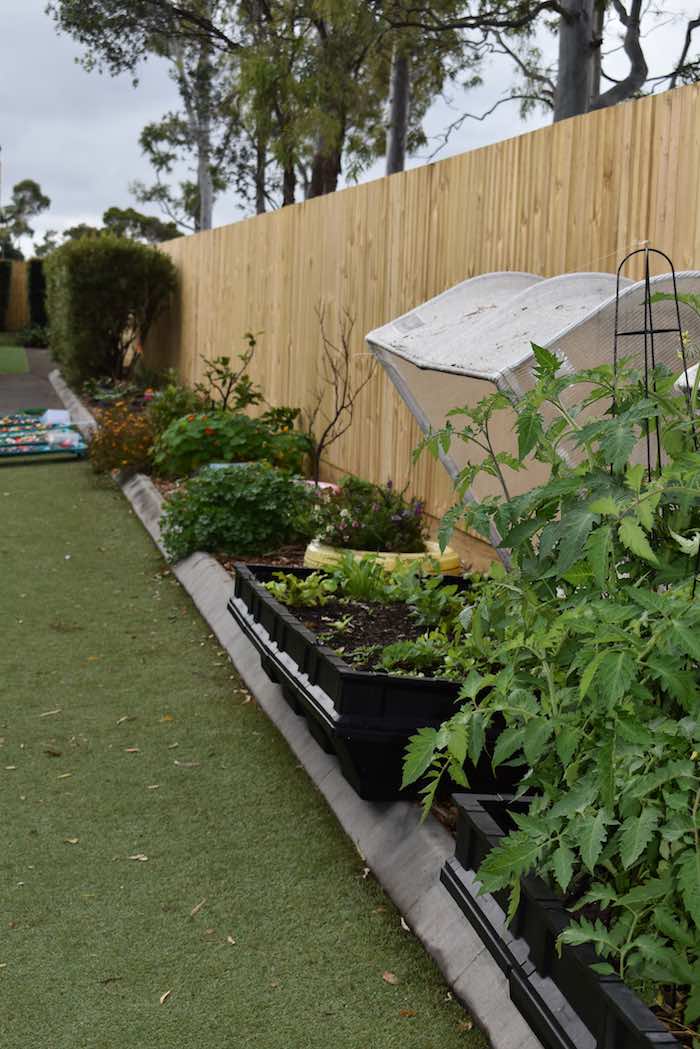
<box><xmin>47</xmin><ymin>368</ymin><xmax>543</xmax><ymax>1049</ymax></box>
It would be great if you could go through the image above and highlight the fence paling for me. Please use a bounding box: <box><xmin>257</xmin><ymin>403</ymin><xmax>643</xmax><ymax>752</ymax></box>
<box><xmin>5</xmin><ymin>261</ymin><xmax>29</xmax><ymax>332</ymax></box>
<box><xmin>146</xmin><ymin>84</ymin><xmax>700</xmax><ymax>559</ymax></box>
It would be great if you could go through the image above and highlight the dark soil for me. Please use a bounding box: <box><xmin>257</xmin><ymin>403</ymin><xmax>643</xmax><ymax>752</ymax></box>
<box><xmin>293</xmin><ymin>599</ymin><xmax>434</xmax><ymax>672</ymax></box>
<box><xmin>218</xmin><ymin>544</ymin><xmax>309</xmax><ymax>571</ymax></box>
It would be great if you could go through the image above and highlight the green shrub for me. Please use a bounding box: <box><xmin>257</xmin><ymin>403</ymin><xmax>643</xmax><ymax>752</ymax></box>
<box><xmin>153</xmin><ymin>410</ymin><xmax>310</xmax><ymax>478</ymax></box>
<box><xmin>147</xmin><ymin>373</ymin><xmax>204</xmax><ymax>435</ymax></box>
<box><xmin>160</xmin><ymin>462</ymin><xmax>317</xmax><ymax>561</ymax></box>
<box><xmin>0</xmin><ymin>260</ymin><xmax>11</xmax><ymax>331</ymax></box>
<box><xmin>27</xmin><ymin>258</ymin><xmax>47</xmax><ymax>327</ymax></box>
<box><xmin>313</xmin><ymin>476</ymin><xmax>428</xmax><ymax>552</ymax></box>
<box><xmin>16</xmin><ymin>324</ymin><xmax>49</xmax><ymax>348</ymax></box>
<box><xmin>44</xmin><ymin>233</ymin><xmax>176</xmax><ymax>386</ymax></box>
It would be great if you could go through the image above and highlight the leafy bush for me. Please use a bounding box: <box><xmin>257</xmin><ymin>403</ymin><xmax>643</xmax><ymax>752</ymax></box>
<box><xmin>0</xmin><ymin>260</ymin><xmax>11</xmax><ymax>331</ymax></box>
<box><xmin>88</xmin><ymin>402</ymin><xmax>156</xmax><ymax>474</ymax></box>
<box><xmin>194</xmin><ymin>336</ymin><xmax>263</xmax><ymax>412</ymax></box>
<box><xmin>44</xmin><ymin>233</ymin><xmax>176</xmax><ymax>386</ymax></box>
<box><xmin>403</xmin><ymin>347</ymin><xmax>700</xmax><ymax>1028</ymax></box>
<box><xmin>153</xmin><ymin>410</ymin><xmax>310</xmax><ymax>478</ymax></box>
<box><xmin>147</xmin><ymin>372</ymin><xmax>203</xmax><ymax>435</ymax></box>
<box><xmin>313</xmin><ymin>476</ymin><xmax>428</xmax><ymax>553</ymax></box>
<box><xmin>160</xmin><ymin>463</ymin><xmax>317</xmax><ymax>561</ymax></box>
<box><xmin>27</xmin><ymin>258</ymin><xmax>47</xmax><ymax>327</ymax></box>
<box><xmin>15</xmin><ymin>324</ymin><xmax>49</xmax><ymax>348</ymax></box>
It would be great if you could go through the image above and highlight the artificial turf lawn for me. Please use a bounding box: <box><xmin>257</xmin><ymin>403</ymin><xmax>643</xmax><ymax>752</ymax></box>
<box><xmin>0</xmin><ymin>346</ymin><xmax>29</xmax><ymax>375</ymax></box>
<box><xmin>0</xmin><ymin>463</ymin><xmax>489</xmax><ymax>1049</ymax></box>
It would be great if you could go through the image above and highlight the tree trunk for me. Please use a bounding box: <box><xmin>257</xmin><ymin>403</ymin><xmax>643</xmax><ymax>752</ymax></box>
<box><xmin>282</xmin><ymin>162</ymin><xmax>296</xmax><ymax>206</ymax></box>
<box><xmin>553</xmin><ymin>0</ymin><xmax>595</xmax><ymax>122</ymax></box>
<box><xmin>385</xmin><ymin>48</ymin><xmax>410</xmax><ymax>175</ymax></box>
<box><xmin>589</xmin><ymin>0</ymin><xmax>605</xmax><ymax>106</ymax></box>
<box><xmin>308</xmin><ymin>140</ymin><xmax>342</xmax><ymax>198</ymax></box>
<box><xmin>255</xmin><ymin>137</ymin><xmax>267</xmax><ymax>214</ymax></box>
<box><xmin>197</xmin><ymin>137</ymin><xmax>214</xmax><ymax>230</ymax></box>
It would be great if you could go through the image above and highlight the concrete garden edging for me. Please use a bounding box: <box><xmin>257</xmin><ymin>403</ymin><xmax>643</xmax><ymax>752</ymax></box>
<box><xmin>48</xmin><ymin>369</ymin><xmax>543</xmax><ymax>1049</ymax></box>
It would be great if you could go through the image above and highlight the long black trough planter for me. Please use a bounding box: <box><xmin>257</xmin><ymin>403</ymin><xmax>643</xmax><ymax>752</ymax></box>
<box><xmin>227</xmin><ymin>564</ymin><xmax>517</xmax><ymax>801</ymax></box>
<box><xmin>442</xmin><ymin>794</ymin><xmax>680</xmax><ymax>1049</ymax></box>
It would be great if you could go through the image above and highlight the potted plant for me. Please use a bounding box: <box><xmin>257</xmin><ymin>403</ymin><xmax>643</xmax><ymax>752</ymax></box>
<box><xmin>304</xmin><ymin>475</ymin><xmax>460</xmax><ymax>573</ymax></box>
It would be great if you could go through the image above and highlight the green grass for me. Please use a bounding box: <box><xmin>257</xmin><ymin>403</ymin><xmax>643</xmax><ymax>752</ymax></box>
<box><xmin>0</xmin><ymin>345</ymin><xmax>29</xmax><ymax>374</ymax></box>
<box><xmin>0</xmin><ymin>463</ymin><xmax>487</xmax><ymax>1049</ymax></box>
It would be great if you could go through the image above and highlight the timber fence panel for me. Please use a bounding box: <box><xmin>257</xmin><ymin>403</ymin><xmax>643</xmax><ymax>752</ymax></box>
<box><xmin>147</xmin><ymin>84</ymin><xmax>700</xmax><ymax>558</ymax></box>
<box><xmin>6</xmin><ymin>261</ymin><xmax>29</xmax><ymax>332</ymax></box>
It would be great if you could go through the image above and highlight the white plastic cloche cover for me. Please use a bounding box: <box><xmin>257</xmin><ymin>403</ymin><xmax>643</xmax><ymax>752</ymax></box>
<box><xmin>366</xmin><ymin>270</ymin><xmax>700</xmax><ymax>530</ymax></box>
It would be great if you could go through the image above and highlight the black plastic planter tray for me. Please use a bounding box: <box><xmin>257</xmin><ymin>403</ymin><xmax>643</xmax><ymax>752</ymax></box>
<box><xmin>227</xmin><ymin>564</ymin><xmax>518</xmax><ymax>801</ymax></box>
<box><xmin>442</xmin><ymin>794</ymin><xmax>680</xmax><ymax>1049</ymax></box>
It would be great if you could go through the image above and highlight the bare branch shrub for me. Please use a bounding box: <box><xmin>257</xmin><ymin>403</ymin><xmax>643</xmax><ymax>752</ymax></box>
<box><xmin>305</xmin><ymin>304</ymin><xmax>376</xmax><ymax>482</ymax></box>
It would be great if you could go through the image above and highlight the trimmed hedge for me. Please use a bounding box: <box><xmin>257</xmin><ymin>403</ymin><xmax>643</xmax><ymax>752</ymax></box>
<box><xmin>27</xmin><ymin>258</ymin><xmax>47</xmax><ymax>327</ymax></box>
<box><xmin>0</xmin><ymin>260</ymin><xmax>12</xmax><ymax>331</ymax></box>
<box><xmin>45</xmin><ymin>234</ymin><xmax>177</xmax><ymax>385</ymax></box>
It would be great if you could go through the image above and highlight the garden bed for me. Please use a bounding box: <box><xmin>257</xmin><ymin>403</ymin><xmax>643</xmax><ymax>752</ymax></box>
<box><xmin>442</xmin><ymin>794</ymin><xmax>682</xmax><ymax>1049</ymax></box>
<box><xmin>227</xmin><ymin>563</ymin><xmax>518</xmax><ymax>800</ymax></box>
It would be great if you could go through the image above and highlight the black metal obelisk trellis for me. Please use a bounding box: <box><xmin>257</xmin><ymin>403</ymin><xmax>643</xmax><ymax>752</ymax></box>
<box><xmin>613</xmin><ymin>246</ymin><xmax>699</xmax><ymax>592</ymax></box>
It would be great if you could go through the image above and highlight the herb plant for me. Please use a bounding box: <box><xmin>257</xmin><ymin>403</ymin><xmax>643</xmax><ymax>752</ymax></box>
<box><xmin>88</xmin><ymin>401</ymin><xmax>156</xmax><ymax>475</ymax></box>
<box><xmin>403</xmin><ymin>346</ymin><xmax>700</xmax><ymax>1034</ymax></box>
<box><xmin>313</xmin><ymin>476</ymin><xmax>428</xmax><ymax>553</ymax></box>
<box><xmin>160</xmin><ymin>463</ymin><xmax>317</xmax><ymax>562</ymax></box>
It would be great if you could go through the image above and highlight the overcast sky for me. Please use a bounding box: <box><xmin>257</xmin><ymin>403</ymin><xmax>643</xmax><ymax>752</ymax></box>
<box><xmin>2</xmin><ymin>0</ymin><xmax>697</xmax><ymax>252</ymax></box>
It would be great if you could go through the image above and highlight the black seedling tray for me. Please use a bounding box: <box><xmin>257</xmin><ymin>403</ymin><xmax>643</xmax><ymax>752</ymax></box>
<box><xmin>442</xmin><ymin>794</ymin><xmax>680</xmax><ymax>1049</ymax></box>
<box><xmin>227</xmin><ymin>564</ymin><xmax>520</xmax><ymax>800</ymax></box>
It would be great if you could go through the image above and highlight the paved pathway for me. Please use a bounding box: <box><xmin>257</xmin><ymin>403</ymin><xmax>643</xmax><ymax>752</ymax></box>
<box><xmin>0</xmin><ymin>349</ymin><xmax>64</xmax><ymax>412</ymax></box>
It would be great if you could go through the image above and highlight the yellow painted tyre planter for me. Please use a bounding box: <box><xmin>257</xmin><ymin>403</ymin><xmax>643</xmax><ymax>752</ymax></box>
<box><xmin>303</xmin><ymin>539</ymin><xmax>461</xmax><ymax>574</ymax></box>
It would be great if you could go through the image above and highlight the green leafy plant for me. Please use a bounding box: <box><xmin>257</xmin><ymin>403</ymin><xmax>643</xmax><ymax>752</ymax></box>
<box><xmin>264</xmin><ymin>570</ymin><xmax>338</xmax><ymax>607</ymax></box>
<box><xmin>15</xmin><ymin>324</ymin><xmax>50</xmax><ymax>349</ymax></box>
<box><xmin>44</xmin><ymin>233</ymin><xmax>176</xmax><ymax>385</ymax></box>
<box><xmin>403</xmin><ymin>346</ymin><xmax>700</xmax><ymax>1031</ymax></box>
<box><xmin>160</xmin><ymin>463</ymin><xmax>317</xmax><ymax>562</ymax></box>
<box><xmin>152</xmin><ymin>410</ymin><xmax>309</xmax><ymax>478</ymax></box>
<box><xmin>314</xmin><ymin>476</ymin><xmax>428</xmax><ymax>553</ymax></box>
<box><xmin>194</xmin><ymin>334</ymin><xmax>262</xmax><ymax>412</ymax></box>
<box><xmin>147</xmin><ymin>371</ymin><xmax>203</xmax><ymax>435</ymax></box>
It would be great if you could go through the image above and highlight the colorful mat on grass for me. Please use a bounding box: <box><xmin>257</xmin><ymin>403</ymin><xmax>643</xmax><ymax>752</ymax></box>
<box><xmin>0</xmin><ymin>413</ymin><xmax>87</xmax><ymax>460</ymax></box>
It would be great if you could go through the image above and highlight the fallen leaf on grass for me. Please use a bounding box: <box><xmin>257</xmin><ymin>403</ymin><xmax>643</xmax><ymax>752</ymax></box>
<box><xmin>167</xmin><ymin>743</ymin><xmax>179</xmax><ymax>750</ymax></box>
<box><xmin>44</xmin><ymin>748</ymin><xmax>62</xmax><ymax>758</ymax></box>
<box><xmin>174</xmin><ymin>760</ymin><xmax>200</xmax><ymax>769</ymax></box>
<box><xmin>382</xmin><ymin>972</ymin><xmax>399</xmax><ymax>986</ymax></box>
<box><xmin>64</xmin><ymin>837</ymin><xmax>79</xmax><ymax>845</ymax></box>
<box><xmin>125</xmin><ymin>747</ymin><xmax>140</xmax><ymax>754</ymax></box>
<box><xmin>400</xmin><ymin>916</ymin><xmax>411</xmax><ymax>932</ymax></box>
<box><xmin>457</xmin><ymin>1020</ymin><xmax>474</xmax><ymax>1032</ymax></box>
<box><xmin>159</xmin><ymin>990</ymin><xmax>171</xmax><ymax>1005</ymax></box>
<box><xmin>227</xmin><ymin>935</ymin><xmax>236</xmax><ymax>945</ymax></box>
<box><xmin>5</xmin><ymin>766</ymin><xmax>16</xmax><ymax>772</ymax></box>
<box><xmin>161</xmin><ymin>714</ymin><xmax>174</xmax><ymax>722</ymax></box>
<box><xmin>190</xmin><ymin>898</ymin><xmax>207</xmax><ymax>918</ymax></box>
<box><xmin>116</xmin><ymin>715</ymin><xmax>135</xmax><ymax>725</ymax></box>
<box><xmin>399</xmin><ymin>1010</ymin><xmax>417</xmax><ymax>1018</ymax></box>
<box><xmin>57</xmin><ymin>773</ymin><xmax>73</xmax><ymax>780</ymax></box>
<box><xmin>128</xmin><ymin>854</ymin><xmax>148</xmax><ymax>862</ymax></box>
<box><xmin>146</xmin><ymin>784</ymin><xmax>160</xmax><ymax>790</ymax></box>
<box><xmin>39</xmin><ymin>709</ymin><xmax>62</xmax><ymax>718</ymax></box>
<box><xmin>361</xmin><ymin>867</ymin><xmax>371</xmax><ymax>880</ymax></box>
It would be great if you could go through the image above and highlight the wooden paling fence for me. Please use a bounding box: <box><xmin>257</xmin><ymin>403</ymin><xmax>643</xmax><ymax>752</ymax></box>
<box><xmin>147</xmin><ymin>84</ymin><xmax>700</xmax><ymax>566</ymax></box>
<box><xmin>5</xmin><ymin>261</ymin><xmax>29</xmax><ymax>332</ymax></box>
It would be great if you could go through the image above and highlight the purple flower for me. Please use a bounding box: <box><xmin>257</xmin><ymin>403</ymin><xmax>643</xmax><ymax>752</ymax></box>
<box><xmin>386</xmin><ymin>479</ymin><xmax>393</xmax><ymax>490</ymax></box>
<box><xmin>352</xmin><ymin>521</ymin><xmax>360</xmax><ymax>528</ymax></box>
<box><xmin>371</xmin><ymin>503</ymin><xmax>379</xmax><ymax>512</ymax></box>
